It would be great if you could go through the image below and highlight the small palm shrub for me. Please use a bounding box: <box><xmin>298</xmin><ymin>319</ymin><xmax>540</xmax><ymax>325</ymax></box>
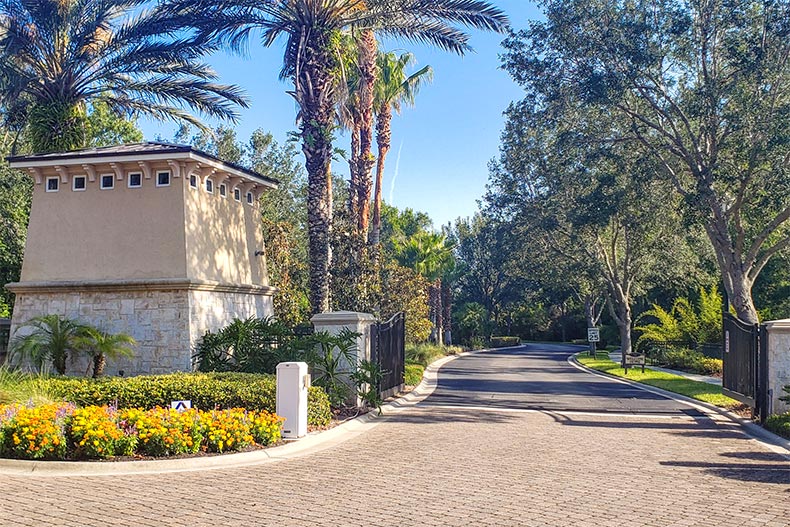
<box><xmin>9</xmin><ymin>316</ymin><xmax>91</xmax><ymax>374</ymax></box>
<box><xmin>635</xmin><ymin>286</ymin><xmax>723</xmax><ymax>347</ymax></box>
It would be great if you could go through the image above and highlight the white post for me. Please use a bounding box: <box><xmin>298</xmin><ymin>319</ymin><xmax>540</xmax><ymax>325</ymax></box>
<box><xmin>276</xmin><ymin>361</ymin><xmax>309</xmax><ymax>439</ymax></box>
<box><xmin>763</xmin><ymin>319</ymin><xmax>790</xmax><ymax>415</ymax></box>
<box><xmin>310</xmin><ymin>311</ymin><xmax>377</xmax><ymax>406</ymax></box>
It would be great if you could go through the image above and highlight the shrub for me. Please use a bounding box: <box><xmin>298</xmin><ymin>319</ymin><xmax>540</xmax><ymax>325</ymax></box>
<box><xmin>40</xmin><ymin>372</ymin><xmax>332</xmax><ymax>428</ymax></box>
<box><xmin>765</xmin><ymin>413</ymin><xmax>790</xmax><ymax>440</ymax></box>
<box><xmin>661</xmin><ymin>348</ymin><xmax>722</xmax><ymax>376</ymax></box>
<box><xmin>404</xmin><ymin>363</ymin><xmax>424</xmax><ymax>386</ymax></box>
<box><xmin>406</xmin><ymin>343</ymin><xmax>462</xmax><ymax>367</ymax></box>
<box><xmin>490</xmin><ymin>336</ymin><xmax>521</xmax><ymax>348</ymax></box>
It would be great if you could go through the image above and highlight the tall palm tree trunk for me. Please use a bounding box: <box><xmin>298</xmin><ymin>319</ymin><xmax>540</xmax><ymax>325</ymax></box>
<box><xmin>298</xmin><ymin>41</ymin><xmax>336</xmax><ymax>314</ymax></box>
<box><xmin>355</xmin><ymin>29</ymin><xmax>378</xmax><ymax>236</ymax></box>
<box><xmin>371</xmin><ymin>103</ymin><xmax>392</xmax><ymax>246</ymax></box>
<box><xmin>348</xmin><ymin>124</ymin><xmax>361</xmax><ymax>221</ymax></box>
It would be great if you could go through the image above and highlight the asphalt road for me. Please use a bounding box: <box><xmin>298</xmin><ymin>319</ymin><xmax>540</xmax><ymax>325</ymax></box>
<box><xmin>424</xmin><ymin>342</ymin><xmax>700</xmax><ymax>414</ymax></box>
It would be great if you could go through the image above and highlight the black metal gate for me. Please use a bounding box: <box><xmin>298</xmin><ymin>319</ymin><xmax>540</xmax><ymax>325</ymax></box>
<box><xmin>371</xmin><ymin>312</ymin><xmax>405</xmax><ymax>397</ymax></box>
<box><xmin>722</xmin><ymin>313</ymin><xmax>758</xmax><ymax>407</ymax></box>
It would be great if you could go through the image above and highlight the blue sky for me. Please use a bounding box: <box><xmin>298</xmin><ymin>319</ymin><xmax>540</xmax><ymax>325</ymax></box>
<box><xmin>138</xmin><ymin>1</ymin><xmax>541</xmax><ymax>228</ymax></box>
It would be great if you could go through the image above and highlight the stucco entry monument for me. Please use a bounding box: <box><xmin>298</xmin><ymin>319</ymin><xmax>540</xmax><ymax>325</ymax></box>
<box><xmin>5</xmin><ymin>143</ymin><xmax>278</xmax><ymax>375</ymax></box>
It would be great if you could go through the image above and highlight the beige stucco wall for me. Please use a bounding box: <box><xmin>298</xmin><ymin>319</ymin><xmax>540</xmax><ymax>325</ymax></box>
<box><xmin>20</xmin><ymin>161</ymin><xmax>187</xmax><ymax>282</ymax></box>
<box><xmin>183</xmin><ymin>176</ymin><xmax>269</xmax><ymax>286</ymax></box>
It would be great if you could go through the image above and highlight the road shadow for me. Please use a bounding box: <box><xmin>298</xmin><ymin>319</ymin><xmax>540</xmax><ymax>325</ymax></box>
<box><xmin>384</xmin><ymin>407</ymin><xmax>519</xmax><ymax>425</ymax></box>
<box><xmin>659</xmin><ymin>459</ymin><xmax>790</xmax><ymax>485</ymax></box>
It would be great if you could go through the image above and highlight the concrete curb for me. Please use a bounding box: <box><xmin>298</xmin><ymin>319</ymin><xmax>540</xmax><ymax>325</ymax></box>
<box><xmin>0</xmin><ymin>350</ymin><xmax>474</xmax><ymax>477</ymax></box>
<box><xmin>569</xmin><ymin>352</ymin><xmax>790</xmax><ymax>456</ymax></box>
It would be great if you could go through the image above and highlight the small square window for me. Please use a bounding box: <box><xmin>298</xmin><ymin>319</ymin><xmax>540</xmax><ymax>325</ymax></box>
<box><xmin>128</xmin><ymin>172</ymin><xmax>142</xmax><ymax>188</ymax></box>
<box><xmin>72</xmin><ymin>176</ymin><xmax>86</xmax><ymax>191</ymax></box>
<box><xmin>205</xmin><ymin>178</ymin><xmax>214</xmax><ymax>194</ymax></box>
<box><xmin>219</xmin><ymin>184</ymin><xmax>227</xmax><ymax>197</ymax></box>
<box><xmin>46</xmin><ymin>177</ymin><xmax>59</xmax><ymax>192</ymax></box>
<box><xmin>246</xmin><ymin>192</ymin><xmax>254</xmax><ymax>204</ymax></box>
<box><xmin>157</xmin><ymin>171</ymin><xmax>170</xmax><ymax>187</ymax></box>
<box><xmin>101</xmin><ymin>174</ymin><xmax>114</xmax><ymax>190</ymax></box>
<box><xmin>190</xmin><ymin>174</ymin><xmax>197</xmax><ymax>188</ymax></box>
<box><xmin>233</xmin><ymin>187</ymin><xmax>241</xmax><ymax>202</ymax></box>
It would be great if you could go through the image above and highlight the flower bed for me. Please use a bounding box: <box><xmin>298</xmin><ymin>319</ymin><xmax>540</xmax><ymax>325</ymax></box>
<box><xmin>39</xmin><ymin>372</ymin><xmax>331</xmax><ymax>428</ymax></box>
<box><xmin>0</xmin><ymin>403</ymin><xmax>284</xmax><ymax>460</ymax></box>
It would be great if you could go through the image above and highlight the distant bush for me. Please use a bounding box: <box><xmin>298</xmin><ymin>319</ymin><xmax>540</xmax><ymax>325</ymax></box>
<box><xmin>404</xmin><ymin>364</ymin><xmax>425</xmax><ymax>386</ymax></box>
<box><xmin>39</xmin><ymin>372</ymin><xmax>331</xmax><ymax>428</ymax></box>
<box><xmin>490</xmin><ymin>336</ymin><xmax>521</xmax><ymax>348</ymax></box>
<box><xmin>656</xmin><ymin>348</ymin><xmax>722</xmax><ymax>376</ymax></box>
<box><xmin>406</xmin><ymin>343</ymin><xmax>464</xmax><ymax>367</ymax></box>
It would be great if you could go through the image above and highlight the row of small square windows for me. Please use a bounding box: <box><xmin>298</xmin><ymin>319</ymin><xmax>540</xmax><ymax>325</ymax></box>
<box><xmin>46</xmin><ymin>171</ymin><xmax>255</xmax><ymax>204</ymax></box>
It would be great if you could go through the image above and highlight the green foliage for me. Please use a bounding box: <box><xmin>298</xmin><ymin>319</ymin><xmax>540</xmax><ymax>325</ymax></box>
<box><xmin>84</xmin><ymin>102</ymin><xmax>143</xmax><ymax>148</ymax></box>
<box><xmin>405</xmin><ymin>343</ymin><xmax>462</xmax><ymax>368</ymax></box>
<box><xmin>635</xmin><ymin>286</ymin><xmax>723</xmax><ymax>347</ymax></box>
<box><xmin>659</xmin><ymin>348</ymin><xmax>722</xmax><ymax>376</ymax></box>
<box><xmin>576</xmin><ymin>354</ymin><xmax>740</xmax><ymax>409</ymax></box>
<box><xmin>0</xmin><ymin>366</ymin><xmax>56</xmax><ymax>406</ymax></box>
<box><xmin>764</xmin><ymin>413</ymin><xmax>790</xmax><ymax>440</ymax></box>
<box><xmin>404</xmin><ymin>363</ymin><xmax>424</xmax><ymax>386</ymax></box>
<box><xmin>349</xmin><ymin>360</ymin><xmax>384</xmax><ymax>413</ymax></box>
<box><xmin>454</xmin><ymin>302</ymin><xmax>489</xmax><ymax>343</ymax></box>
<box><xmin>77</xmin><ymin>327</ymin><xmax>136</xmax><ymax>378</ymax></box>
<box><xmin>36</xmin><ymin>372</ymin><xmax>331</xmax><ymax>428</ymax></box>
<box><xmin>1</xmin><ymin>0</ymin><xmax>247</xmax><ymax>153</ymax></box>
<box><xmin>0</xmin><ymin>162</ymin><xmax>31</xmax><ymax>314</ymax></box>
<box><xmin>27</xmin><ymin>100</ymin><xmax>87</xmax><ymax>153</ymax></box>
<box><xmin>194</xmin><ymin>317</ymin><xmax>297</xmax><ymax>374</ymax></box>
<box><xmin>489</xmin><ymin>336</ymin><xmax>520</xmax><ymax>348</ymax></box>
<box><xmin>302</xmin><ymin>329</ymin><xmax>359</xmax><ymax>409</ymax></box>
<box><xmin>380</xmin><ymin>262</ymin><xmax>432</xmax><ymax>343</ymax></box>
<box><xmin>9</xmin><ymin>315</ymin><xmax>92</xmax><ymax>375</ymax></box>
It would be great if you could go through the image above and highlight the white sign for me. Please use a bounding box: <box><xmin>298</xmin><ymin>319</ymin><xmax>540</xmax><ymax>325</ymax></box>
<box><xmin>587</xmin><ymin>327</ymin><xmax>600</xmax><ymax>342</ymax></box>
<box><xmin>170</xmin><ymin>400</ymin><xmax>192</xmax><ymax>412</ymax></box>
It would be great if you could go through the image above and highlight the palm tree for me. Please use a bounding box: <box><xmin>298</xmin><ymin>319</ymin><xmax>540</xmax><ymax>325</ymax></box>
<box><xmin>395</xmin><ymin>231</ymin><xmax>455</xmax><ymax>344</ymax></box>
<box><xmin>9</xmin><ymin>315</ymin><xmax>90</xmax><ymax>374</ymax></box>
<box><xmin>78</xmin><ymin>328</ymin><xmax>136</xmax><ymax>378</ymax></box>
<box><xmin>371</xmin><ymin>51</ymin><xmax>432</xmax><ymax>246</ymax></box>
<box><xmin>0</xmin><ymin>0</ymin><xmax>248</xmax><ymax>153</ymax></box>
<box><xmin>178</xmin><ymin>0</ymin><xmax>508</xmax><ymax>314</ymax></box>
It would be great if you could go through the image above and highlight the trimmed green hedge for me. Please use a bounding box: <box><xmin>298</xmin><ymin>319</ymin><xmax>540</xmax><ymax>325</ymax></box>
<box><xmin>490</xmin><ymin>336</ymin><xmax>521</xmax><ymax>348</ymax></box>
<box><xmin>41</xmin><ymin>372</ymin><xmax>332</xmax><ymax>428</ymax></box>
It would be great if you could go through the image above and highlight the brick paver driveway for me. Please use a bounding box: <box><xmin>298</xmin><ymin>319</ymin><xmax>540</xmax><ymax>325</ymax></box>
<box><xmin>1</xmin><ymin>344</ymin><xmax>789</xmax><ymax>527</ymax></box>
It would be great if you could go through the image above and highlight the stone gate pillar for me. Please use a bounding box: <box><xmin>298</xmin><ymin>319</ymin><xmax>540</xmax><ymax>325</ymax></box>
<box><xmin>762</xmin><ymin>319</ymin><xmax>790</xmax><ymax>415</ymax></box>
<box><xmin>310</xmin><ymin>311</ymin><xmax>377</xmax><ymax>406</ymax></box>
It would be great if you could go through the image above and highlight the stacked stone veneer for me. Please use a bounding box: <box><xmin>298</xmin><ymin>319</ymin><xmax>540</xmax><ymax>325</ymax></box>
<box><xmin>763</xmin><ymin>319</ymin><xmax>790</xmax><ymax>415</ymax></box>
<box><xmin>10</xmin><ymin>287</ymin><xmax>273</xmax><ymax>376</ymax></box>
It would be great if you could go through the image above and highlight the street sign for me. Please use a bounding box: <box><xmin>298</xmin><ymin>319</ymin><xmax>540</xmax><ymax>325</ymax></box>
<box><xmin>170</xmin><ymin>400</ymin><xmax>192</xmax><ymax>412</ymax></box>
<box><xmin>587</xmin><ymin>327</ymin><xmax>600</xmax><ymax>342</ymax></box>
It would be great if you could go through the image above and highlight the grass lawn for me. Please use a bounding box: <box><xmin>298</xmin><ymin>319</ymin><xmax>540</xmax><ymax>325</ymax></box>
<box><xmin>576</xmin><ymin>352</ymin><xmax>742</xmax><ymax>410</ymax></box>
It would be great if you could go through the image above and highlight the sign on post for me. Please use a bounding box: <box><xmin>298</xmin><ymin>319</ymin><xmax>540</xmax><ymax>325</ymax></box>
<box><xmin>170</xmin><ymin>400</ymin><xmax>192</xmax><ymax>412</ymax></box>
<box><xmin>587</xmin><ymin>328</ymin><xmax>600</xmax><ymax>342</ymax></box>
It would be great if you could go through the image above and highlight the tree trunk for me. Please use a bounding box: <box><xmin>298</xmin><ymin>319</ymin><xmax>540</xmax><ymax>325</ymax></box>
<box><xmin>355</xmin><ymin>30</ymin><xmax>378</xmax><ymax>237</ymax></box>
<box><xmin>92</xmin><ymin>353</ymin><xmax>106</xmax><ymax>378</ymax></box>
<box><xmin>442</xmin><ymin>280</ymin><xmax>452</xmax><ymax>345</ymax></box>
<box><xmin>296</xmin><ymin>40</ymin><xmax>335</xmax><ymax>314</ymax></box>
<box><xmin>371</xmin><ymin>104</ymin><xmax>392</xmax><ymax>246</ymax></box>
<box><xmin>348</xmin><ymin>124</ymin><xmax>360</xmax><ymax>222</ymax></box>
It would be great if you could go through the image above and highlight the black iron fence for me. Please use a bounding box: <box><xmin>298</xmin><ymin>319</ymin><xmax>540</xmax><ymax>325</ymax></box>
<box><xmin>0</xmin><ymin>318</ymin><xmax>10</xmax><ymax>364</ymax></box>
<box><xmin>722</xmin><ymin>313</ymin><xmax>758</xmax><ymax>408</ymax></box>
<box><xmin>638</xmin><ymin>339</ymin><xmax>722</xmax><ymax>365</ymax></box>
<box><xmin>371</xmin><ymin>312</ymin><xmax>405</xmax><ymax>398</ymax></box>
